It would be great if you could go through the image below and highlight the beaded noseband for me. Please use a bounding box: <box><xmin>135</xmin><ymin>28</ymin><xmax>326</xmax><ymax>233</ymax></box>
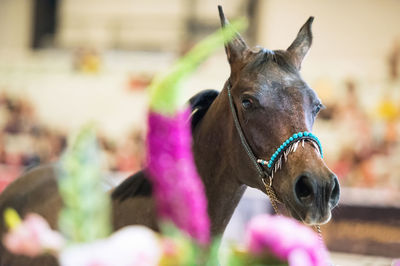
<box><xmin>226</xmin><ymin>82</ymin><xmax>324</xmax><ymax>188</ymax></box>
<box><xmin>257</xmin><ymin>131</ymin><xmax>323</xmax><ymax>185</ymax></box>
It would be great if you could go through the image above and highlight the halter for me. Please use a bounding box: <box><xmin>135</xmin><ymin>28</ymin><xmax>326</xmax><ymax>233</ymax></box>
<box><xmin>257</xmin><ymin>131</ymin><xmax>323</xmax><ymax>186</ymax></box>
<box><xmin>227</xmin><ymin>81</ymin><xmax>324</xmax><ymax>240</ymax></box>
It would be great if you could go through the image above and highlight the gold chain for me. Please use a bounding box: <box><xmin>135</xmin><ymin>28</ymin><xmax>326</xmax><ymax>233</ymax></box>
<box><xmin>263</xmin><ymin>181</ymin><xmax>324</xmax><ymax>243</ymax></box>
<box><xmin>315</xmin><ymin>224</ymin><xmax>323</xmax><ymax>244</ymax></box>
<box><xmin>263</xmin><ymin>180</ymin><xmax>280</xmax><ymax>214</ymax></box>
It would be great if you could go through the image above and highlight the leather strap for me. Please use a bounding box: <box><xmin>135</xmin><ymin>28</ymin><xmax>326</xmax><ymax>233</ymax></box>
<box><xmin>226</xmin><ymin>82</ymin><xmax>270</xmax><ymax>183</ymax></box>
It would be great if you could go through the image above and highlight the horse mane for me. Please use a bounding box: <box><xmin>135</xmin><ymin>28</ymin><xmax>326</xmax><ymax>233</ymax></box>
<box><xmin>112</xmin><ymin>89</ymin><xmax>219</xmax><ymax>201</ymax></box>
<box><xmin>111</xmin><ymin>170</ymin><xmax>152</xmax><ymax>200</ymax></box>
<box><xmin>189</xmin><ymin>89</ymin><xmax>219</xmax><ymax>131</ymax></box>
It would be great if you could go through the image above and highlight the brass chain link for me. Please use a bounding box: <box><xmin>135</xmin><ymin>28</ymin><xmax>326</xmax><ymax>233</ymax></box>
<box><xmin>263</xmin><ymin>179</ymin><xmax>280</xmax><ymax>214</ymax></box>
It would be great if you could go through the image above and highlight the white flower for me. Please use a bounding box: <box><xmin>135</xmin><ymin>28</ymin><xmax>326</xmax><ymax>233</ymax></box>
<box><xmin>60</xmin><ymin>226</ymin><xmax>162</xmax><ymax>266</ymax></box>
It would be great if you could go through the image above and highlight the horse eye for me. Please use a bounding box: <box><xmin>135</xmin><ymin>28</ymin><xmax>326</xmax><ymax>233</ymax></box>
<box><xmin>242</xmin><ymin>99</ymin><xmax>253</xmax><ymax>109</ymax></box>
<box><xmin>314</xmin><ymin>103</ymin><xmax>324</xmax><ymax>115</ymax></box>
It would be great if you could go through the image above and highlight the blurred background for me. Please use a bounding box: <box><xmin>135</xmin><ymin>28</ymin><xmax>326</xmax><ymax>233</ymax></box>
<box><xmin>0</xmin><ymin>0</ymin><xmax>399</xmax><ymax>264</ymax></box>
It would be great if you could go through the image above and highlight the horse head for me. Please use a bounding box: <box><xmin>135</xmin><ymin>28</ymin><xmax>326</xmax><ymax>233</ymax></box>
<box><xmin>218</xmin><ymin>6</ymin><xmax>339</xmax><ymax>225</ymax></box>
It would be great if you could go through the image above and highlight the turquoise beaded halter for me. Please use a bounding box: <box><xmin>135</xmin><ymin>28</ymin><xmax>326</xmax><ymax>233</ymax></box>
<box><xmin>257</xmin><ymin>131</ymin><xmax>323</xmax><ymax>170</ymax></box>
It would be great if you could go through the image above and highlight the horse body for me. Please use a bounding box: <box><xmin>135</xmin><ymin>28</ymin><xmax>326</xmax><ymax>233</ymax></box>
<box><xmin>111</xmin><ymin>87</ymin><xmax>247</xmax><ymax>236</ymax></box>
<box><xmin>0</xmin><ymin>165</ymin><xmax>62</xmax><ymax>265</ymax></box>
<box><xmin>0</xmin><ymin>87</ymin><xmax>241</xmax><ymax>265</ymax></box>
<box><xmin>0</xmin><ymin>90</ymin><xmax>240</xmax><ymax>264</ymax></box>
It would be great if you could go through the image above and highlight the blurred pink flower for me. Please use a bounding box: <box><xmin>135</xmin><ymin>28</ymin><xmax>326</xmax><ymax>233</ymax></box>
<box><xmin>147</xmin><ymin>108</ymin><xmax>210</xmax><ymax>245</ymax></box>
<box><xmin>59</xmin><ymin>226</ymin><xmax>161</xmax><ymax>266</ymax></box>
<box><xmin>3</xmin><ymin>213</ymin><xmax>65</xmax><ymax>257</ymax></box>
<box><xmin>245</xmin><ymin>214</ymin><xmax>329</xmax><ymax>266</ymax></box>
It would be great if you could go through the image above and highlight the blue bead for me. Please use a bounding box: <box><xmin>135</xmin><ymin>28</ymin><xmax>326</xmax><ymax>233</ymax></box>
<box><xmin>298</xmin><ymin>132</ymin><xmax>303</xmax><ymax>137</ymax></box>
<box><xmin>283</xmin><ymin>142</ymin><xmax>287</xmax><ymax>147</ymax></box>
<box><xmin>293</xmin><ymin>133</ymin><xmax>298</xmax><ymax>138</ymax></box>
<box><xmin>278</xmin><ymin>147</ymin><xmax>282</xmax><ymax>152</ymax></box>
<box><xmin>285</xmin><ymin>140</ymin><xmax>290</xmax><ymax>145</ymax></box>
<box><xmin>289</xmin><ymin>137</ymin><xmax>294</xmax><ymax>141</ymax></box>
<box><xmin>304</xmin><ymin>132</ymin><xmax>309</xmax><ymax>136</ymax></box>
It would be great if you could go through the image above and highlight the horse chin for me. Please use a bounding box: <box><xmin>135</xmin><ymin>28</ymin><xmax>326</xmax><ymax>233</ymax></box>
<box><xmin>303</xmin><ymin>211</ymin><xmax>332</xmax><ymax>226</ymax></box>
<box><xmin>284</xmin><ymin>201</ymin><xmax>332</xmax><ymax>226</ymax></box>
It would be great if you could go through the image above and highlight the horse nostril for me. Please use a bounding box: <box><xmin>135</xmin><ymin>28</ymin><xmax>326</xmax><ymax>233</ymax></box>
<box><xmin>294</xmin><ymin>175</ymin><xmax>315</xmax><ymax>206</ymax></box>
<box><xmin>329</xmin><ymin>175</ymin><xmax>340</xmax><ymax>207</ymax></box>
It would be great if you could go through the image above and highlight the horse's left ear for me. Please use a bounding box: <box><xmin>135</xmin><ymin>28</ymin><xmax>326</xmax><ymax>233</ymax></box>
<box><xmin>287</xmin><ymin>17</ymin><xmax>314</xmax><ymax>70</ymax></box>
<box><xmin>218</xmin><ymin>5</ymin><xmax>248</xmax><ymax>65</ymax></box>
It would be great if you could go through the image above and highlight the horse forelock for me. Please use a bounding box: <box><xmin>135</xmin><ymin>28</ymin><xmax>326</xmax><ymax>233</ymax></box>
<box><xmin>245</xmin><ymin>49</ymin><xmax>298</xmax><ymax>76</ymax></box>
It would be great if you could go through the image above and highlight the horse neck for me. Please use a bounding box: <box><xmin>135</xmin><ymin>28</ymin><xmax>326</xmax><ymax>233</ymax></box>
<box><xmin>192</xmin><ymin>87</ymin><xmax>248</xmax><ymax>236</ymax></box>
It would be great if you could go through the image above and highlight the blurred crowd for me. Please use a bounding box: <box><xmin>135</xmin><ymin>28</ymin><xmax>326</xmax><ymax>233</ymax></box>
<box><xmin>319</xmin><ymin>41</ymin><xmax>400</xmax><ymax>191</ymax></box>
<box><xmin>0</xmin><ymin>92</ymin><xmax>66</xmax><ymax>188</ymax></box>
<box><xmin>0</xmin><ymin>92</ymin><xmax>145</xmax><ymax>192</ymax></box>
<box><xmin>320</xmin><ymin>81</ymin><xmax>400</xmax><ymax>190</ymax></box>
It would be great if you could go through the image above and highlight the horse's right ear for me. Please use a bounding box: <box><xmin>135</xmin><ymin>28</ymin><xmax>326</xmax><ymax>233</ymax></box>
<box><xmin>218</xmin><ymin>5</ymin><xmax>248</xmax><ymax>64</ymax></box>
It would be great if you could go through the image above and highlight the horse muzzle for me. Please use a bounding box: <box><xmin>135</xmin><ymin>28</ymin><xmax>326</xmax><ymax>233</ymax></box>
<box><xmin>290</xmin><ymin>172</ymin><xmax>340</xmax><ymax>225</ymax></box>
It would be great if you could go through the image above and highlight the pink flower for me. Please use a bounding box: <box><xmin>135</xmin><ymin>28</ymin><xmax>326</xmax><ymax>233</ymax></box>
<box><xmin>245</xmin><ymin>214</ymin><xmax>329</xmax><ymax>266</ymax></box>
<box><xmin>59</xmin><ymin>226</ymin><xmax>162</xmax><ymax>266</ymax></box>
<box><xmin>3</xmin><ymin>213</ymin><xmax>65</xmax><ymax>257</ymax></box>
<box><xmin>147</xmin><ymin>108</ymin><xmax>210</xmax><ymax>245</ymax></box>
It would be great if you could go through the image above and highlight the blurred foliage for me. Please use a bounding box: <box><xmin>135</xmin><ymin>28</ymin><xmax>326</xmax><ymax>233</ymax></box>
<box><xmin>57</xmin><ymin>125</ymin><xmax>111</xmax><ymax>243</ymax></box>
<box><xmin>227</xmin><ymin>248</ymin><xmax>288</xmax><ymax>266</ymax></box>
<box><xmin>158</xmin><ymin>222</ymin><xmax>221</xmax><ymax>266</ymax></box>
<box><xmin>149</xmin><ymin>18</ymin><xmax>247</xmax><ymax>115</ymax></box>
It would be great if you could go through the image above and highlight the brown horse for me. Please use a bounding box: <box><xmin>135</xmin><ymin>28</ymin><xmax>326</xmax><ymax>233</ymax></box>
<box><xmin>0</xmin><ymin>7</ymin><xmax>339</xmax><ymax>265</ymax></box>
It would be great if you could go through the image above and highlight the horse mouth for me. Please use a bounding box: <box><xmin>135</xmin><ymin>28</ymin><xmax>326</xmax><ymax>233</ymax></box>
<box><xmin>283</xmin><ymin>199</ymin><xmax>332</xmax><ymax>226</ymax></box>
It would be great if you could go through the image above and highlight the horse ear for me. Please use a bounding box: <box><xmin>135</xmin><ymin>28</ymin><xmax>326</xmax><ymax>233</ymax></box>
<box><xmin>287</xmin><ymin>17</ymin><xmax>314</xmax><ymax>70</ymax></box>
<box><xmin>218</xmin><ymin>5</ymin><xmax>248</xmax><ymax>64</ymax></box>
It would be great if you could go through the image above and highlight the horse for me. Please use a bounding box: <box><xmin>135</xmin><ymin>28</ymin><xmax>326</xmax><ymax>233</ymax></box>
<box><xmin>0</xmin><ymin>6</ymin><xmax>340</xmax><ymax>265</ymax></box>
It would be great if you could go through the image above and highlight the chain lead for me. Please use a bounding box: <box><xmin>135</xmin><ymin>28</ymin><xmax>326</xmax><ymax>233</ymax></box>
<box><xmin>315</xmin><ymin>224</ymin><xmax>323</xmax><ymax>244</ymax></box>
<box><xmin>263</xmin><ymin>180</ymin><xmax>324</xmax><ymax>245</ymax></box>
